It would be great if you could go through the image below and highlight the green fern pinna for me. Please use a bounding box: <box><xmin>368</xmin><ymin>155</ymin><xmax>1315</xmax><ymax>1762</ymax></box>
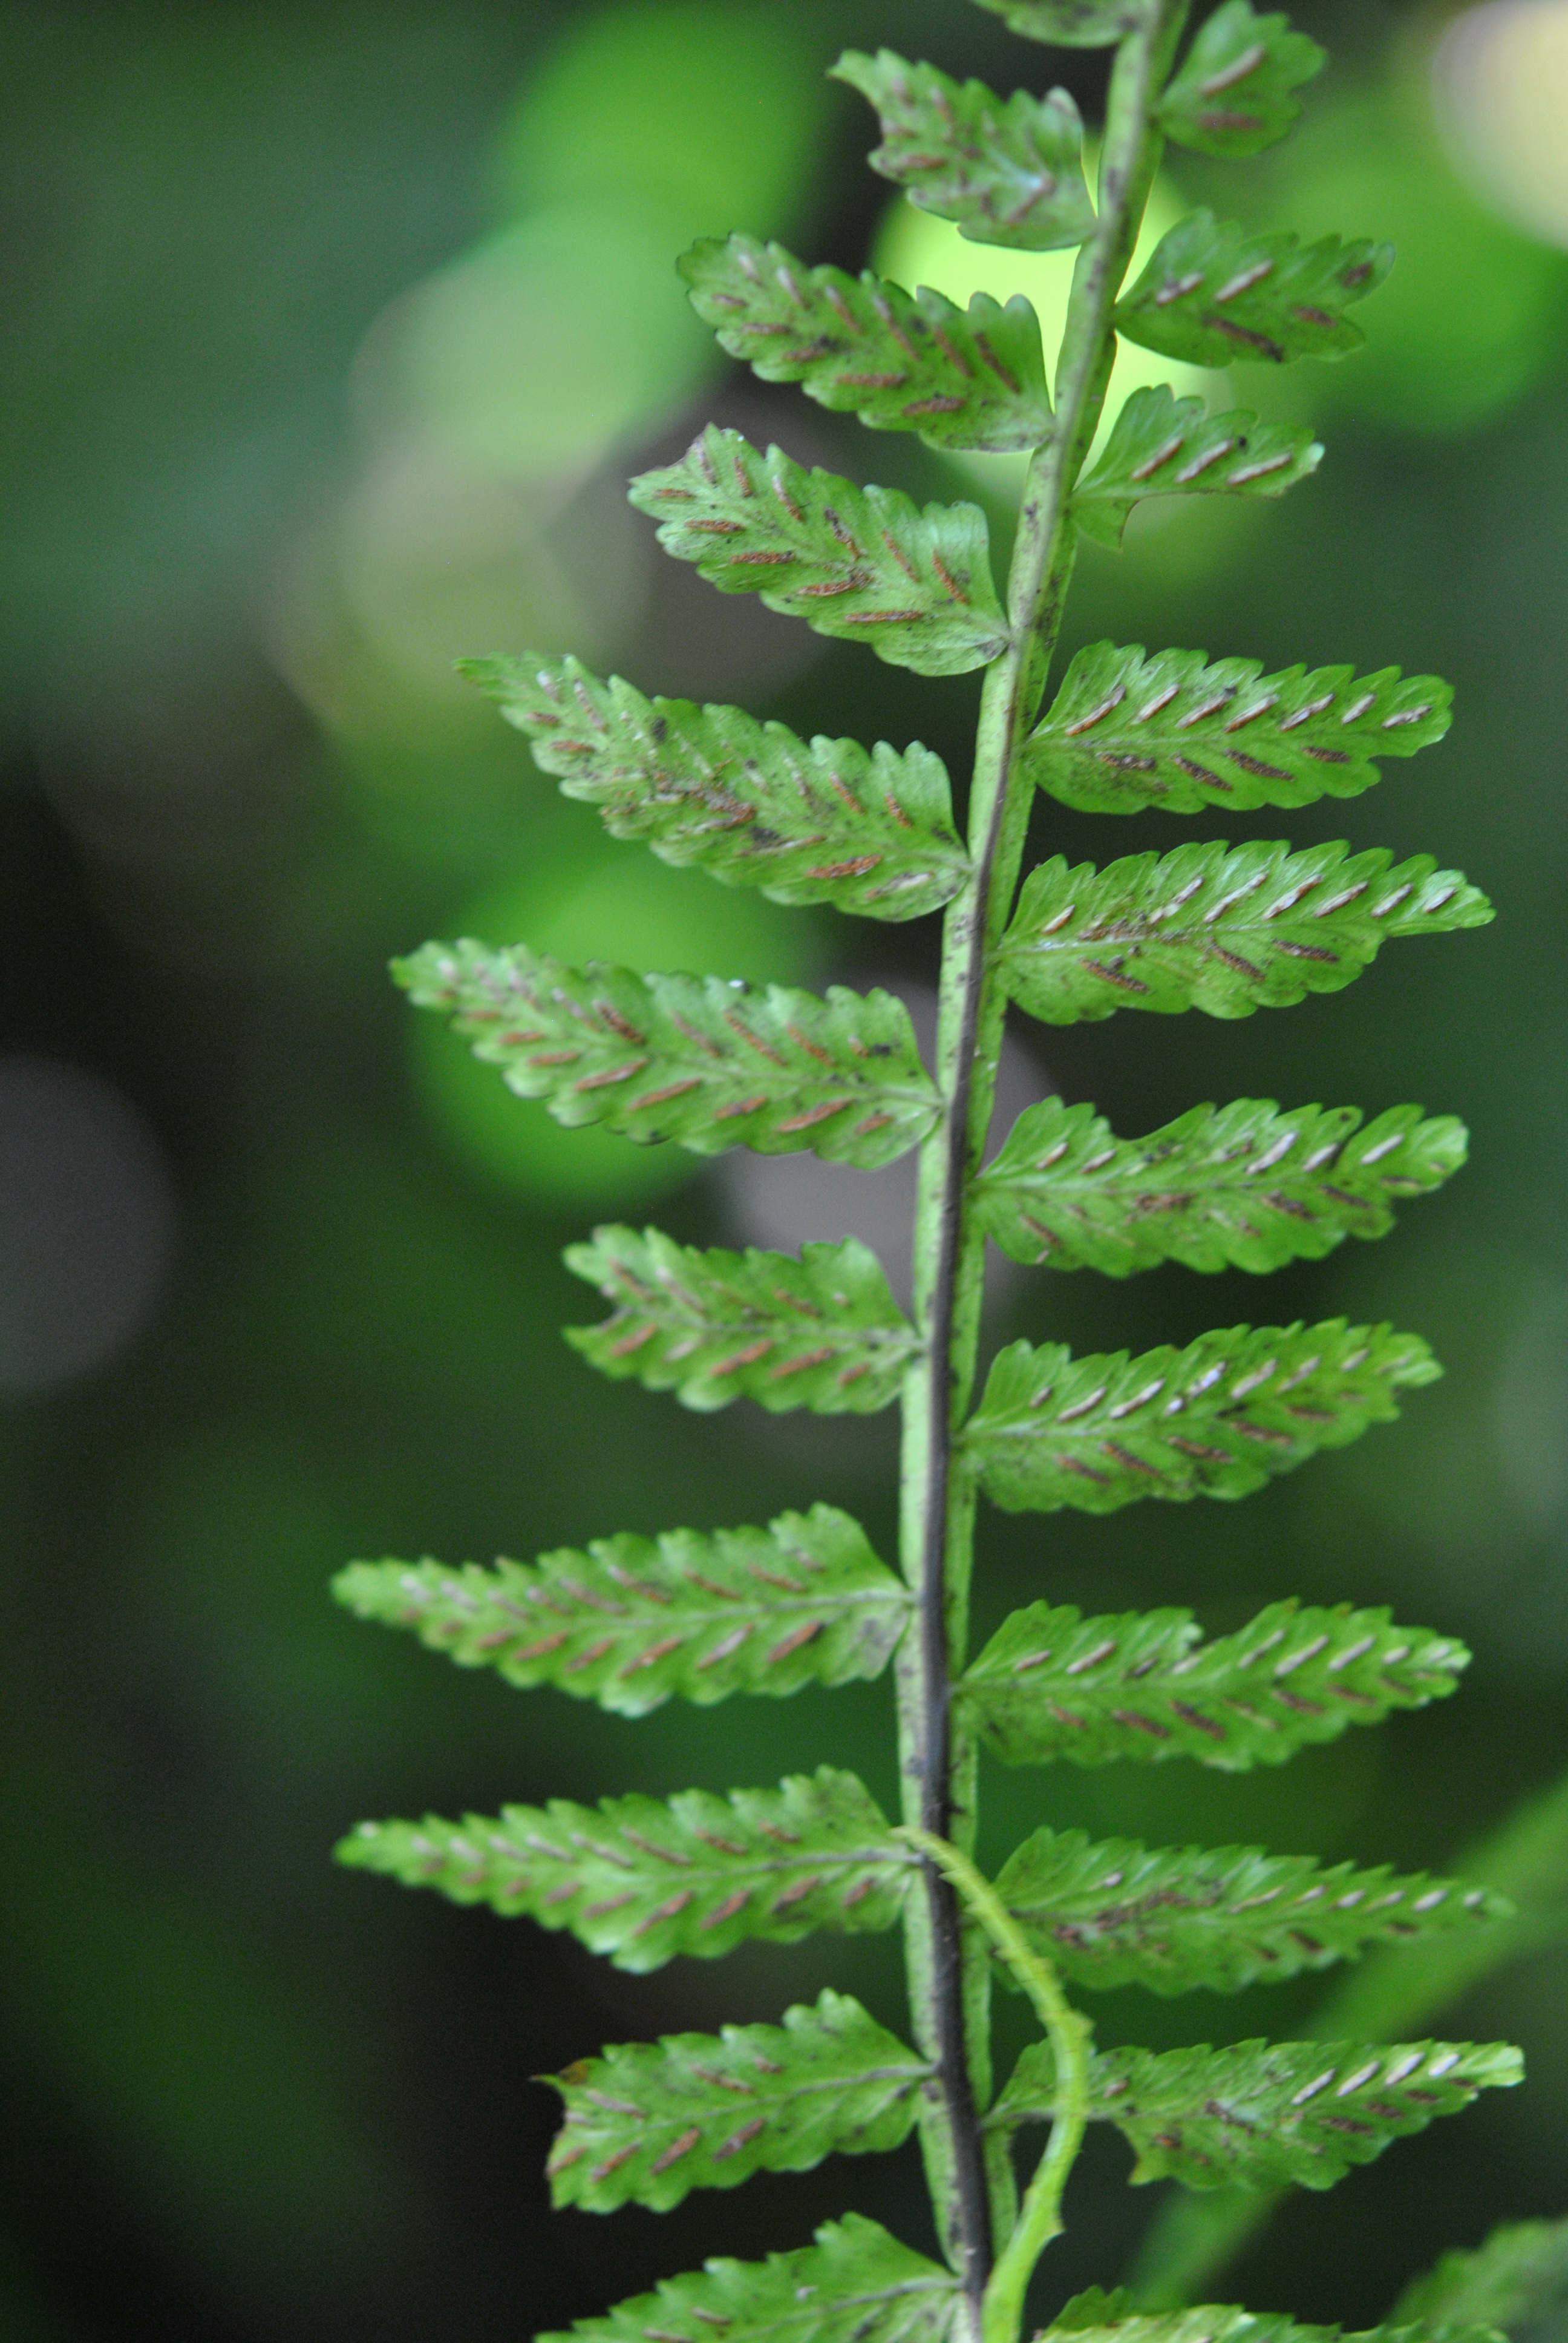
<box><xmin>333</xmin><ymin>6</ymin><xmax>1534</xmax><ymax>2338</ymax></box>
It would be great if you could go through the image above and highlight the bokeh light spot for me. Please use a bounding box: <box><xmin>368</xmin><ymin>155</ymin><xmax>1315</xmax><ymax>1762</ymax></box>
<box><xmin>359</xmin><ymin>201</ymin><xmax>710</xmax><ymax>478</ymax></box>
<box><xmin>0</xmin><ymin>1057</ymin><xmax>176</xmax><ymax>1398</ymax></box>
<box><xmin>1436</xmin><ymin>1</ymin><xmax>1568</xmax><ymax>253</ymax></box>
<box><xmin>494</xmin><ymin>1</ymin><xmax>831</xmax><ymax>247</ymax></box>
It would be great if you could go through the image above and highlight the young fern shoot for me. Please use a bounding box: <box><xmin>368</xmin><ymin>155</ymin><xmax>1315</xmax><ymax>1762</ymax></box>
<box><xmin>335</xmin><ymin>6</ymin><xmax>1520</xmax><ymax>2341</ymax></box>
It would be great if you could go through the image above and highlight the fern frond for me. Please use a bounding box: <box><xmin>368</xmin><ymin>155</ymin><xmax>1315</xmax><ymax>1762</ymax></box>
<box><xmin>1024</xmin><ymin>641</ymin><xmax>1451</xmax><ymax>818</ymax></box>
<box><xmin>628</xmin><ymin>427</ymin><xmax>1008</xmax><ymax>677</ymax></box>
<box><xmin>1393</xmin><ymin>2218</ymin><xmax>1568</xmax><ymax>2337</ymax></box>
<box><xmin>999</xmin><ymin>841</ymin><xmax>1493</xmax><ymax>1025</ymax></box>
<box><xmin>965</xmin><ymin>2</ymin><xmax>1153</xmax><ymax>50</ymax></box>
<box><xmin>336</xmin><ymin>1767</ymin><xmax>910</xmax><ymax>1971</ymax></box>
<box><xmin>1074</xmin><ymin>385</ymin><xmax>1321</xmax><ymax>549</ymax></box>
<box><xmin>973</xmin><ymin>1097</ymin><xmax>1467</xmax><ymax>1276</ymax></box>
<box><xmin>1158</xmin><ymin>4</ymin><xmax>1326</xmax><ymax>157</ymax></box>
<box><xmin>992</xmin><ymin>1823</ymin><xmax>1508</xmax><ymax>1994</ymax></box>
<box><xmin>964</xmin><ymin>1320</ymin><xmax>1439</xmax><ymax>1515</ymax></box>
<box><xmin>831</xmin><ymin>51</ymin><xmax>1094</xmax><ymax>252</ymax></box>
<box><xmin>546</xmin><ymin>1990</ymin><xmax>927</xmax><ymax>2212</ymax></box>
<box><xmin>961</xmin><ymin>1596</ymin><xmax>1467</xmax><ymax>1768</ymax></box>
<box><xmin>995</xmin><ymin>2034</ymin><xmax>1523</xmax><ymax>2191</ymax></box>
<box><xmin>1116</xmin><ymin>214</ymin><xmax>1391</xmax><ymax>370</ymax></box>
<box><xmin>332</xmin><ymin>1504</ymin><xmax>910</xmax><ymax>1716</ymax></box>
<box><xmin>393</xmin><ymin>945</ymin><xmax>938</xmax><ymax>1171</ymax></box>
<box><xmin>565</xmin><ymin>1227</ymin><xmax>917</xmax><ymax>1414</ymax></box>
<box><xmin>537</xmin><ymin>2214</ymin><xmax>957</xmax><ymax>2343</ymax></box>
<box><xmin>680</xmin><ymin>236</ymin><xmax>1052</xmax><ymax>454</ymax></box>
<box><xmin>460</xmin><ymin>654</ymin><xmax>969</xmax><ymax>922</ymax></box>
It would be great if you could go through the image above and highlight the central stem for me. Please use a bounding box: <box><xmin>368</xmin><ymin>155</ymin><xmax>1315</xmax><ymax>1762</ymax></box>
<box><xmin>893</xmin><ymin>11</ymin><xmax>1189</xmax><ymax>2332</ymax></box>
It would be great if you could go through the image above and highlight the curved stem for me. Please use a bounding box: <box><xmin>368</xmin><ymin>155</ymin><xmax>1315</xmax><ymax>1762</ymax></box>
<box><xmin>898</xmin><ymin>1830</ymin><xmax>1095</xmax><ymax>2343</ymax></box>
<box><xmin>893</xmin><ymin>8</ymin><xmax>1189</xmax><ymax>2332</ymax></box>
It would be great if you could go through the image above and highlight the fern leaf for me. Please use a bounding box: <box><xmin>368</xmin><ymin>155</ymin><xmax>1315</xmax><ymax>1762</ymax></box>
<box><xmin>1050</xmin><ymin>2296</ymin><xmax>1138</xmax><ymax>2333</ymax></box>
<box><xmin>460</xmin><ymin>653</ymin><xmax>969</xmax><ymax>923</ymax></box>
<box><xmin>1116</xmin><ymin>212</ymin><xmax>1392</xmax><ymax>370</ymax></box>
<box><xmin>566</xmin><ymin>1227</ymin><xmax>918</xmax><ymax>1415</ymax></box>
<box><xmin>680</xmin><ymin>235</ymin><xmax>1052</xmax><ymax>454</ymax></box>
<box><xmin>332</xmin><ymin>1505</ymin><xmax>910</xmax><ymax>1717</ymax></box>
<box><xmin>628</xmin><ymin>426</ymin><xmax>1008</xmax><ymax>677</ymax></box>
<box><xmin>1393</xmin><ymin>2217</ymin><xmax>1568</xmax><ymax>2338</ymax></box>
<box><xmin>546</xmin><ymin>1990</ymin><xmax>927</xmax><ymax>2212</ymax></box>
<box><xmin>966</xmin><ymin>1</ymin><xmax>1154</xmax><ymax>45</ymax></box>
<box><xmin>999</xmin><ymin>841</ymin><xmax>1493</xmax><ymax>1025</ymax></box>
<box><xmin>393</xmin><ymin>945</ymin><xmax>938</xmax><ymax>1171</ymax></box>
<box><xmin>1074</xmin><ymin>385</ymin><xmax>1321</xmax><ymax>550</ymax></box>
<box><xmin>537</xmin><ymin>2213</ymin><xmax>958</xmax><ymax>2343</ymax></box>
<box><xmin>1024</xmin><ymin>641</ymin><xmax>1452</xmax><ymax>818</ymax></box>
<box><xmin>831</xmin><ymin>51</ymin><xmax>1094</xmax><ymax>252</ymax></box>
<box><xmin>964</xmin><ymin>1320</ymin><xmax>1440</xmax><ymax>1516</ymax></box>
<box><xmin>992</xmin><ymin>1823</ymin><xmax>1509</xmax><ymax>1995</ymax></box>
<box><xmin>961</xmin><ymin>1596</ymin><xmax>1467</xmax><ymax>1769</ymax></box>
<box><xmin>973</xmin><ymin>1096</ymin><xmax>1467</xmax><ymax>1276</ymax></box>
<box><xmin>995</xmin><ymin>2034</ymin><xmax>1523</xmax><ymax>2191</ymax></box>
<box><xmin>336</xmin><ymin>1767</ymin><xmax>910</xmax><ymax>1972</ymax></box>
<box><xmin>1030</xmin><ymin>2310</ymin><xmax>1498</xmax><ymax>2343</ymax></box>
<box><xmin>1158</xmin><ymin>4</ymin><xmax>1327</xmax><ymax>158</ymax></box>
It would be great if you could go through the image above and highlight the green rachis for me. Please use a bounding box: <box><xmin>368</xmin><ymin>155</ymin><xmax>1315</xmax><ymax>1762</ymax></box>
<box><xmin>329</xmin><ymin>8</ymin><xmax>1552</xmax><ymax>2343</ymax></box>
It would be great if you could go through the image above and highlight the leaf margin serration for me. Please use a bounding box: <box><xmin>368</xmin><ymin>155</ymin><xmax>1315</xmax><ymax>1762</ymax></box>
<box><xmin>962</xmin><ymin>2</ymin><xmax>1157</xmax><ymax>51</ymax></box>
<box><xmin>1073</xmin><ymin>382</ymin><xmax>1323</xmax><ymax>550</ymax></box>
<box><xmin>1391</xmin><ymin>2215</ymin><xmax>1568</xmax><ymax>2336</ymax></box>
<box><xmin>972</xmin><ymin>1095</ymin><xmax>1468</xmax><ymax>1276</ymax></box>
<box><xmin>998</xmin><ymin>839</ymin><xmax>1494</xmax><ymax>1026</ymax></box>
<box><xmin>991</xmin><ymin>1820</ymin><xmax>1509</xmax><ymax>1995</ymax></box>
<box><xmin>679</xmin><ymin>233</ymin><xmax>1053</xmax><ymax>454</ymax></box>
<box><xmin>963</xmin><ymin>1319</ymin><xmax>1442</xmax><ymax>1515</ymax></box>
<box><xmin>959</xmin><ymin>1593</ymin><xmax>1469</xmax><ymax>1769</ymax></box>
<box><xmin>534</xmin><ymin>2211</ymin><xmax>959</xmax><ymax>2343</ymax></box>
<box><xmin>1114</xmin><ymin>211</ymin><xmax>1393</xmax><ymax>370</ymax></box>
<box><xmin>832</xmin><ymin>48</ymin><xmax>1096</xmax><ymax>252</ymax></box>
<box><xmin>330</xmin><ymin>1502</ymin><xmax>912</xmax><ymax>1717</ymax></box>
<box><xmin>1158</xmin><ymin>2</ymin><xmax>1328</xmax><ymax>159</ymax></box>
<box><xmin>394</xmin><ymin>943</ymin><xmax>939</xmax><ymax>1172</ymax></box>
<box><xmin>1023</xmin><ymin>638</ymin><xmax>1453</xmax><ymax>819</ymax></box>
<box><xmin>335</xmin><ymin>1765</ymin><xmax>912</xmax><ymax>1973</ymax></box>
<box><xmin>564</xmin><ymin>1225</ymin><xmax>920</xmax><ymax>1416</ymax></box>
<box><xmin>628</xmin><ymin>424</ymin><xmax>1009</xmax><ymax>678</ymax></box>
<box><xmin>546</xmin><ymin>1987</ymin><xmax>929</xmax><ymax>2212</ymax></box>
<box><xmin>459</xmin><ymin>651</ymin><xmax>970</xmax><ymax>922</ymax></box>
<box><xmin>993</xmin><ymin>2032</ymin><xmax>1524</xmax><ymax>2191</ymax></box>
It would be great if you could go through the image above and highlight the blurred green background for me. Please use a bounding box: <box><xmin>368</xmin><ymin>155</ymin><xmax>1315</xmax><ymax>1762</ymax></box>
<box><xmin>3</xmin><ymin>1</ymin><xmax>1567</xmax><ymax>2335</ymax></box>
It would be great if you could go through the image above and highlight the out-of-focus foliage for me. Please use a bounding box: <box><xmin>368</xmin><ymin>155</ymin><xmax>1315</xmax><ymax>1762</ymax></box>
<box><xmin>4</xmin><ymin>1</ymin><xmax>1568</xmax><ymax>2337</ymax></box>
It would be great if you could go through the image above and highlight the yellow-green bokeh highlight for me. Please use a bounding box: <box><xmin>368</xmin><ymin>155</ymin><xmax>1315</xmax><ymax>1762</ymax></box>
<box><xmin>373</xmin><ymin>202</ymin><xmax>714</xmax><ymax>477</ymax></box>
<box><xmin>412</xmin><ymin>850</ymin><xmax>820</xmax><ymax>1210</ymax></box>
<box><xmin>493</xmin><ymin>0</ymin><xmax>832</xmax><ymax>246</ymax></box>
<box><xmin>1436</xmin><ymin>0</ymin><xmax>1568</xmax><ymax>252</ymax></box>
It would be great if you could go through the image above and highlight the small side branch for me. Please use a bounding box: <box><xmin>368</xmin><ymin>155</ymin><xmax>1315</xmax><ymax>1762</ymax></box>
<box><xmin>898</xmin><ymin>1829</ymin><xmax>1094</xmax><ymax>2343</ymax></box>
